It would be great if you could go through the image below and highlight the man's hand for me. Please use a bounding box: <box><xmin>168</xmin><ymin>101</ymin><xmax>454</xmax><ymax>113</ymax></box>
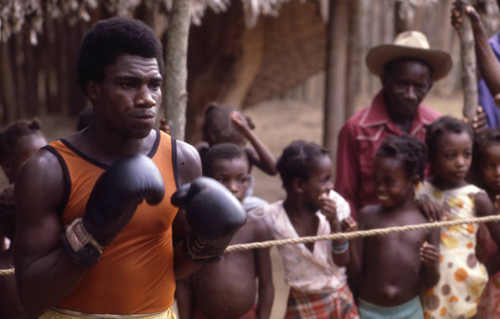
<box><xmin>464</xmin><ymin>106</ymin><xmax>487</xmax><ymax>134</ymax></box>
<box><xmin>171</xmin><ymin>177</ymin><xmax>246</xmax><ymax>263</ymax></box>
<box><xmin>63</xmin><ymin>155</ymin><xmax>165</xmax><ymax>268</ymax></box>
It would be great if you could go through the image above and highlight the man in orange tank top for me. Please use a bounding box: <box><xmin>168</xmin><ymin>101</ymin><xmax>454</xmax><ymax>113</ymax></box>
<box><xmin>14</xmin><ymin>17</ymin><xmax>245</xmax><ymax>318</ymax></box>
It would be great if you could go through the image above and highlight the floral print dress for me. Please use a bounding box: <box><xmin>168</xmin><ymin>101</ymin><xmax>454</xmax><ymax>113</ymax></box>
<box><xmin>417</xmin><ymin>182</ymin><xmax>488</xmax><ymax>319</ymax></box>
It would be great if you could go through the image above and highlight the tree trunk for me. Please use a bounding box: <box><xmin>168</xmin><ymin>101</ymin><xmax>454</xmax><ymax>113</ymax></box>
<box><xmin>456</xmin><ymin>1</ymin><xmax>478</xmax><ymax>120</ymax></box>
<box><xmin>56</xmin><ymin>18</ymin><xmax>69</xmax><ymax>116</ymax></box>
<box><xmin>323</xmin><ymin>0</ymin><xmax>349</xmax><ymax>172</ymax></box>
<box><xmin>25</xmin><ymin>35</ymin><xmax>39</xmax><ymax>117</ymax></box>
<box><xmin>14</xmin><ymin>34</ymin><xmax>26</xmax><ymax>119</ymax></box>
<box><xmin>164</xmin><ymin>0</ymin><xmax>191</xmax><ymax>141</ymax></box>
<box><xmin>0</xmin><ymin>42</ymin><xmax>16</xmax><ymax>124</ymax></box>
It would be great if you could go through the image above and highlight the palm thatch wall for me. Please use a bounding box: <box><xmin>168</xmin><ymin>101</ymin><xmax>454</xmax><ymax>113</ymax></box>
<box><xmin>0</xmin><ymin>0</ymin><xmax>499</xmax><ymax>142</ymax></box>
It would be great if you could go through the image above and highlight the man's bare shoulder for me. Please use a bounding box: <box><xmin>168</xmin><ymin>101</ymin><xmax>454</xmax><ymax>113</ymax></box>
<box><xmin>18</xmin><ymin>148</ymin><xmax>63</xmax><ymax>187</ymax></box>
<box><xmin>15</xmin><ymin>148</ymin><xmax>65</xmax><ymax>215</ymax></box>
<box><xmin>175</xmin><ymin>140</ymin><xmax>202</xmax><ymax>185</ymax></box>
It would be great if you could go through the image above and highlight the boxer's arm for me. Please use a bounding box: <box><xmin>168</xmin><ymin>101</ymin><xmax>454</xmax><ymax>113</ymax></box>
<box><xmin>14</xmin><ymin>150</ymin><xmax>86</xmax><ymax>316</ymax></box>
<box><xmin>175</xmin><ymin>276</ymin><xmax>194</xmax><ymax>319</ymax></box>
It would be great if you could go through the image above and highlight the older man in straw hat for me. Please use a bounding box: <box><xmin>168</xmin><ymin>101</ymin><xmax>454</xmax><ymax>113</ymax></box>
<box><xmin>334</xmin><ymin>30</ymin><xmax>452</xmax><ymax>221</ymax></box>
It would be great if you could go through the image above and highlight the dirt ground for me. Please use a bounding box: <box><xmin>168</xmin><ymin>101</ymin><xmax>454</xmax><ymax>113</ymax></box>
<box><xmin>0</xmin><ymin>92</ymin><xmax>463</xmax><ymax>318</ymax></box>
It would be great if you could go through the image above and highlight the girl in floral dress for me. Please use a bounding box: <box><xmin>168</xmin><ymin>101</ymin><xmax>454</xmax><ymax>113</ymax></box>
<box><xmin>417</xmin><ymin>116</ymin><xmax>500</xmax><ymax>319</ymax></box>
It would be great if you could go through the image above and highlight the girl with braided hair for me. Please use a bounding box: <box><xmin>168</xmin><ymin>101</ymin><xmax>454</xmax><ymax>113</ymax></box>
<box><xmin>251</xmin><ymin>140</ymin><xmax>359</xmax><ymax>318</ymax></box>
<box><xmin>418</xmin><ymin>116</ymin><xmax>500</xmax><ymax>318</ymax></box>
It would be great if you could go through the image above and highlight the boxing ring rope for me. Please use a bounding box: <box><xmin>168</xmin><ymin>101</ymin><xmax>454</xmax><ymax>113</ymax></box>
<box><xmin>224</xmin><ymin>214</ymin><xmax>500</xmax><ymax>253</ymax></box>
<box><xmin>2</xmin><ymin>214</ymin><xmax>500</xmax><ymax>276</ymax></box>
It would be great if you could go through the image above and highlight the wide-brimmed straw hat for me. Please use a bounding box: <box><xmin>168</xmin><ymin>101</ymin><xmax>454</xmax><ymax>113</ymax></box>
<box><xmin>365</xmin><ymin>30</ymin><xmax>452</xmax><ymax>81</ymax></box>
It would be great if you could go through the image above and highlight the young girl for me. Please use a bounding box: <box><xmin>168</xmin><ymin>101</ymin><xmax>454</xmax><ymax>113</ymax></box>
<box><xmin>0</xmin><ymin>118</ymin><xmax>46</xmax><ymax>319</ymax></box>
<box><xmin>417</xmin><ymin>116</ymin><xmax>500</xmax><ymax>319</ymax></box>
<box><xmin>252</xmin><ymin>140</ymin><xmax>359</xmax><ymax>318</ymax></box>
<box><xmin>470</xmin><ymin>128</ymin><xmax>500</xmax><ymax>318</ymax></box>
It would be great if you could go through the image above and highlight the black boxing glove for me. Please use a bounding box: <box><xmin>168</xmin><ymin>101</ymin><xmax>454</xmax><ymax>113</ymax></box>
<box><xmin>171</xmin><ymin>177</ymin><xmax>246</xmax><ymax>263</ymax></box>
<box><xmin>62</xmin><ymin>154</ymin><xmax>165</xmax><ymax>268</ymax></box>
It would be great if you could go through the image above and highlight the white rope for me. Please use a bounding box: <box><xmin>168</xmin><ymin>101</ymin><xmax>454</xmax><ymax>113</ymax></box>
<box><xmin>225</xmin><ymin>214</ymin><xmax>500</xmax><ymax>253</ymax></box>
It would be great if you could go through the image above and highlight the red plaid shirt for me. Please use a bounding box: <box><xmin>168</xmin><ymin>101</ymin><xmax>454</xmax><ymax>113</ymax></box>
<box><xmin>334</xmin><ymin>90</ymin><xmax>440</xmax><ymax>220</ymax></box>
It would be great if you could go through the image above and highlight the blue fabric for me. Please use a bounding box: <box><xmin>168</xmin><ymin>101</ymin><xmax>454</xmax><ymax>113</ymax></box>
<box><xmin>358</xmin><ymin>297</ymin><xmax>423</xmax><ymax>319</ymax></box>
<box><xmin>478</xmin><ymin>32</ymin><xmax>500</xmax><ymax>128</ymax></box>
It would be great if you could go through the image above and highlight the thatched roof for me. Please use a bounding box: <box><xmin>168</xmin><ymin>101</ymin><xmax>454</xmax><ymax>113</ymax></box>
<box><xmin>6</xmin><ymin>0</ymin><xmax>485</xmax><ymax>45</ymax></box>
<box><xmin>0</xmin><ymin>0</ymin><xmax>327</xmax><ymax>43</ymax></box>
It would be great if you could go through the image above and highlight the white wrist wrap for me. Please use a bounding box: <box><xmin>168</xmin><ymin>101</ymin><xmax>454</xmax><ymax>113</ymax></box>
<box><xmin>65</xmin><ymin>218</ymin><xmax>104</xmax><ymax>254</ymax></box>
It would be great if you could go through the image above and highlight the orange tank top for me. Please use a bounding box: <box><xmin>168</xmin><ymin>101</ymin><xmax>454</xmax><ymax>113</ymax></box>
<box><xmin>45</xmin><ymin>131</ymin><xmax>178</xmax><ymax>315</ymax></box>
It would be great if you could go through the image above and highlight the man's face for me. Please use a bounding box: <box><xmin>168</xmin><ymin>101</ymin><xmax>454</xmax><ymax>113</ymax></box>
<box><xmin>382</xmin><ymin>59</ymin><xmax>433</xmax><ymax>120</ymax></box>
<box><xmin>88</xmin><ymin>54</ymin><xmax>163</xmax><ymax>139</ymax></box>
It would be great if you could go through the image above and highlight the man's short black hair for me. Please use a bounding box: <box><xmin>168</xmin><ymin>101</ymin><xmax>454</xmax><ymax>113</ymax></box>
<box><xmin>77</xmin><ymin>17</ymin><xmax>164</xmax><ymax>94</ymax></box>
<box><xmin>384</xmin><ymin>57</ymin><xmax>433</xmax><ymax>80</ymax></box>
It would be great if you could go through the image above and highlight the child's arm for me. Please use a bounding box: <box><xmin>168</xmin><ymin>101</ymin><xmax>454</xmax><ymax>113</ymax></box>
<box><xmin>347</xmin><ymin>209</ymin><xmax>367</xmax><ymax>298</ymax></box>
<box><xmin>420</xmin><ymin>228</ymin><xmax>440</xmax><ymax>288</ymax></box>
<box><xmin>175</xmin><ymin>277</ymin><xmax>194</xmax><ymax>319</ymax></box>
<box><xmin>476</xmin><ymin>193</ymin><xmax>500</xmax><ymax>275</ymax></box>
<box><xmin>230</xmin><ymin>111</ymin><xmax>277</xmax><ymax>175</ymax></box>
<box><xmin>254</xmin><ymin>220</ymin><xmax>274</xmax><ymax>319</ymax></box>
<box><xmin>415</xmin><ymin>194</ymin><xmax>445</xmax><ymax>222</ymax></box>
<box><xmin>319</xmin><ymin>193</ymin><xmax>349</xmax><ymax>266</ymax></box>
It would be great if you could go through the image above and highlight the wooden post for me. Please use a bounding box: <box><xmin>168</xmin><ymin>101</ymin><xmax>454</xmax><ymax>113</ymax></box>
<box><xmin>455</xmin><ymin>0</ymin><xmax>478</xmax><ymax>120</ymax></box>
<box><xmin>323</xmin><ymin>0</ymin><xmax>349</xmax><ymax>175</ymax></box>
<box><xmin>164</xmin><ymin>0</ymin><xmax>191</xmax><ymax>140</ymax></box>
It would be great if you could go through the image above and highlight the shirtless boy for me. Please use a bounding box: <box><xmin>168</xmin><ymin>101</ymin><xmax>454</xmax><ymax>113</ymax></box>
<box><xmin>351</xmin><ymin>135</ymin><xmax>440</xmax><ymax>318</ymax></box>
<box><xmin>177</xmin><ymin>143</ymin><xmax>274</xmax><ymax>319</ymax></box>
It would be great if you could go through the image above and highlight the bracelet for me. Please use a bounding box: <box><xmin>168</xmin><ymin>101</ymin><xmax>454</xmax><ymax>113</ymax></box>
<box><xmin>331</xmin><ymin>241</ymin><xmax>349</xmax><ymax>254</ymax></box>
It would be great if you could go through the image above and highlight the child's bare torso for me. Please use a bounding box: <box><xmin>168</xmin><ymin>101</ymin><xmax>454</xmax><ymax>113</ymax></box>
<box><xmin>192</xmin><ymin>218</ymin><xmax>263</xmax><ymax>319</ymax></box>
<box><xmin>359</xmin><ymin>204</ymin><xmax>430</xmax><ymax>306</ymax></box>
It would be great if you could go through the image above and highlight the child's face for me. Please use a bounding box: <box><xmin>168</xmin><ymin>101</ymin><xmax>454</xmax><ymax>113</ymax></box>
<box><xmin>431</xmin><ymin>131</ymin><xmax>472</xmax><ymax>188</ymax></box>
<box><xmin>301</xmin><ymin>155</ymin><xmax>334</xmax><ymax>210</ymax></box>
<box><xmin>374</xmin><ymin>156</ymin><xmax>416</xmax><ymax>209</ymax></box>
<box><xmin>210</xmin><ymin>157</ymin><xmax>250</xmax><ymax>202</ymax></box>
<box><xmin>478</xmin><ymin>144</ymin><xmax>500</xmax><ymax>194</ymax></box>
